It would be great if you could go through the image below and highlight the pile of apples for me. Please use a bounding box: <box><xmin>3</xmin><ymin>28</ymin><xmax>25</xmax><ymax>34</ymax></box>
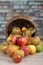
<box><xmin>1</xmin><ymin>27</ymin><xmax>43</xmax><ymax>63</ymax></box>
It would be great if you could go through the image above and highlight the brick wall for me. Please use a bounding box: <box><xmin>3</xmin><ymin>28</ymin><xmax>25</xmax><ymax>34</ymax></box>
<box><xmin>0</xmin><ymin>0</ymin><xmax>43</xmax><ymax>43</ymax></box>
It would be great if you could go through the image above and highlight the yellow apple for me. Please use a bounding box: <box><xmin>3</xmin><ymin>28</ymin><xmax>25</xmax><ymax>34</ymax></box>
<box><xmin>2</xmin><ymin>41</ymin><xmax>8</xmax><ymax>46</ymax></box>
<box><xmin>0</xmin><ymin>44</ymin><xmax>2</xmax><ymax>51</ymax></box>
<box><xmin>1</xmin><ymin>45</ymin><xmax>8</xmax><ymax>54</ymax></box>
<box><xmin>14</xmin><ymin>50</ymin><xmax>25</xmax><ymax>58</ymax></box>
<box><xmin>31</xmin><ymin>36</ymin><xmax>40</xmax><ymax>45</ymax></box>
<box><xmin>14</xmin><ymin>45</ymin><xmax>20</xmax><ymax>50</ymax></box>
<box><xmin>7</xmin><ymin>36</ymin><xmax>11</xmax><ymax>42</ymax></box>
<box><xmin>7</xmin><ymin>36</ymin><xmax>13</xmax><ymax>45</ymax></box>
<box><xmin>7</xmin><ymin>45</ymin><xmax>20</xmax><ymax>57</ymax></box>
<box><xmin>28</xmin><ymin>45</ymin><xmax>36</xmax><ymax>54</ymax></box>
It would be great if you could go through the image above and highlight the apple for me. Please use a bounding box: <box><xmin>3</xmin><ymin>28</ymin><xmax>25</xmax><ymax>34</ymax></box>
<box><xmin>2</xmin><ymin>46</ymin><xmax>8</xmax><ymax>54</ymax></box>
<box><xmin>12</xmin><ymin>54</ymin><xmax>22</xmax><ymax>63</ymax></box>
<box><xmin>14</xmin><ymin>50</ymin><xmax>25</xmax><ymax>58</ymax></box>
<box><xmin>40</xmin><ymin>41</ymin><xmax>43</xmax><ymax>48</ymax></box>
<box><xmin>7</xmin><ymin>35</ymin><xmax>13</xmax><ymax>45</ymax></box>
<box><xmin>2</xmin><ymin>41</ymin><xmax>8</xmax><ymax>46</ymax></box>
<box><xmin>12</xmin><ymin>27</ymin><xmax>21</xmax><ymax>34</ymax></box>
<box><xmin>7</xmin><ymin>35</ymin><xmax>17</xmax><ymax>45</ymax></box>
<box><xmin>21</xmin><ymin>46</ymin><xmax>30</xmax><ymax>56</ymax></box>
<box><xmin>7</xmin><ymin>45</ymin><xmax>18</xmax><ymax>57</ymax></box>
<box><xmin>29</xmin><ymin>45</ymin><xmax>36</xmax><ymax>54</ymax></box>
<box><xmin>7</xmin><ymin>36</ymin><xmax>11</xmax><ymax>43</ymax></box>
<box><xmin>11</xmin><ymin>35</ymin><xmax>17</xmax><ymax>45</ymax></box>
<box><xmin>24</xmin><ymin>35</ymin><xmax>29</xmax><ymax>41</ymax></box>
<box><xmin>22</xmin><ymin>27</ymin><xmax>27</xmax><ymax>32</ymax></box>
<box><xmin>16</xmin><ymin>36</ymin><xmax>29</xmax><ymax>46</ymax></box>
<box><xmin>0</xmin><ymin>44</ymin><xmax>2</xmax><ymax>50</ymax></box>
<box><xmin>31</xmin><ymin>36</ymin><xmax>40</xmax><ymax>45</ymax></box>
<box><xmin>36</xmin><ymin>44</ymin><xmax>42</xmax><ymax>52</ymax></box>
<box><xmin>13</xmin><ymin>45</ymin><xmax>20</xmax><ymax>50</ymax></box>
<box><xmin>25</xmin><ymin>30</ymin><xmax>31</xmax><ymax>37</ymax></box>
<box><xmin>27</xmin><ymin>37</ymin><xmax>33</xmax><ymax>45</ymax></box>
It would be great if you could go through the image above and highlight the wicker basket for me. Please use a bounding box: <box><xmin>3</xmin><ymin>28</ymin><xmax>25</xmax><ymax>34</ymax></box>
<box><xmin>5</xmin><ymin>15</ymin><xmax>37</xmax><ymax>37</ymax></box>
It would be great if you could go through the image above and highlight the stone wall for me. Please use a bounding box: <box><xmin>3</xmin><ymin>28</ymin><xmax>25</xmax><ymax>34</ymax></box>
<box><xmin>0</xmin><ymin>0</ymin><xmax>43</xmax><ymax>43</ymax></box>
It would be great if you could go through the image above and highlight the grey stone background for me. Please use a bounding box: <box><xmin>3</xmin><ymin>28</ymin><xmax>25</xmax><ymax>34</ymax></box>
<box><xmin>0</xmin><ymin>0</ymin><xmax>43</xmax><ymax>43</ymax></box>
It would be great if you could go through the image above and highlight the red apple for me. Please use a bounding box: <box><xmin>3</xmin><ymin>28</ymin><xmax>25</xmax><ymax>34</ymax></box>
<box><xmin>21</xmin><ymin>46</ymin><xmax>30</xmax><ymax>56</ymax></box>
<box><xmin>16</xmin><ymin>36</ymin><xmax>29</xmax><ymax>46</ymax></box>
<box><xmin>12</xmin><ymin>54</ymin><xmax>22</xmax><ymax>63</ymax></box>
<box><xmin>7</xmin><ymin>35</ymin><xmax>17</xmax><ymax>45</ymax></box>
<box><xmin>11</xmin><ymin>35</ymin><xmax>17</xmax><ymax>45</ymax></box>
<box><xmin>24</xmin><ymin>35</ymin><xmax>29</xmax><ymax>41</ymax></box>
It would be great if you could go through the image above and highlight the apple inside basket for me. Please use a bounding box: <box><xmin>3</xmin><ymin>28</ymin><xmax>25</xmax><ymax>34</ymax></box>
<box><xmin>5</xmin><ymin>15</ymin><xmax>37</xmax><ymax>37</ymax></box>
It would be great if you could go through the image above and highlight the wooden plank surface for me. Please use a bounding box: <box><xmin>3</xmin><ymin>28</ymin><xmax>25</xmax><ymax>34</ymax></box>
<box><xmin>0</xmin><ymin>52</ymin><xmax>43</xmax><ymax>65</ymax></box>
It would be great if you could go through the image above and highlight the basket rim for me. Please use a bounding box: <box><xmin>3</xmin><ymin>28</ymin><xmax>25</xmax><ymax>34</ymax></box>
<box><xmin>5</xmin><ymin>15</ymin><xmax>37</xmax><ymax>37</ymax></box>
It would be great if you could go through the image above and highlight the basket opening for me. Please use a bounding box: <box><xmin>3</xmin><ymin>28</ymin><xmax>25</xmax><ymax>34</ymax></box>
<box><xmin>7</xmin><ymin>19</ymin><xmax>35</xmax><ymax>36</ymax></box>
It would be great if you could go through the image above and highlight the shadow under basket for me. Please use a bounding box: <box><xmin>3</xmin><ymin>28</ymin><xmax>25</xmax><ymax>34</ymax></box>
<box><xmin>5</xmin><ymin>15</ymin><xmax>37</xmax><ymax>37</ymax></box>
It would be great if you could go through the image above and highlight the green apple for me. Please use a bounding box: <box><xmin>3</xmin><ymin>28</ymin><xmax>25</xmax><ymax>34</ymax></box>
<box><xmin>40</xmin><ymin>41</ymin><xmax>43</xmax><ymax>49</ymax></box>
<box><xmin>36</xmin><ymin>44</ymin><xmax>42</xmax><ymax>52</ymax></box>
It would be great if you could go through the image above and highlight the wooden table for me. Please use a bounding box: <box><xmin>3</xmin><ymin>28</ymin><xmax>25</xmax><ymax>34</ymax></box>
<box><xmin>0</xmin><ymin>52</ymin><xmax>43</xmax><ymax>65</ymax></box>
